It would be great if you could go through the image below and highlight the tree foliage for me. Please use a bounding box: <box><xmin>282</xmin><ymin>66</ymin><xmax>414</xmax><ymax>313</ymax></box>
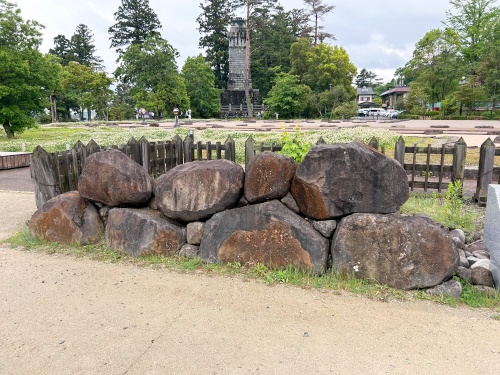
<box><xmin>108</xmin><ymin>0</ymin><xmax>162</xmax><ymax>55</ymax></box>
<box><xmin>0</xmin><ymin>0</ymin><xmax>62</xmax><ymax>138</ymax></box>
<box><xmin>114</xmin><ymin>35</ymin><xmax>189</xmax><ymax>118</ymax></box>
<box><xmin>355</xmin><ymin>68</ymin><xmax>382</xmax><ymax>88</ymax></box>
<box><xmin>196</xmin><ymin>0</ymin><xmax>234</xmax><ymax>89</ymax></box>
<box><xmin>264</xmin><ymin>72</ymin><xmax>312</xmax><ymax>118</ymax></box>
<box><xmin>181</xmin><ymin>55</ymin><xmax>220</xmax><ymax>118</ymax></box>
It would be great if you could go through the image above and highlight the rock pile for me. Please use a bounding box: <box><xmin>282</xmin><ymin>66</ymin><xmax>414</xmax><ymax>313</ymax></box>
<box><xmin>29</xmin><ymin>142</ymin><xmax>497</xmax><ymax>294</ymax></box>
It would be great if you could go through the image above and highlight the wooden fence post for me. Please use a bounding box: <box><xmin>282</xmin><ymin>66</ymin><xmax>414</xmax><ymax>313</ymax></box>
<box><xmin>475</xmin><ymin>137</ymin><xmax>495</xmax><ymax>204</ymax></box>
<box><xmin>245</xmin><ymin>136</ymin><xmax>255</xmax><ymax>169</ymax></box>
<box><xmin>172</xmin><ymin>135</ymin><xmax>183</xmax><ymax>166</ymax></box>
<box><xmin>452</xmin><ymin>137</ymin><xmax>467</xmax><ymax>183</ymax></box>
<box><xmin>394</xmin><ymin>136</ymin><xmax>405</xmax><ymax>166</ymax></box>
<box><xmin>139</xmin><ymin>137</ymin><xmax>151</xmax><ymax>173</ymax></box>
<box><xmin>127</xmin><ymin>137</ymin><xmax>141</xmax><ymax>165</ymax></box>
<box><xmin>368</xmin><ymin>136</ymin><xmax>379</xmax><ymax>150</ymax></box>
<box><xmin>183</xmin><ymin>136</ymin><xmax>194</xmax><ymax>163</ymax></box>
<box><xmin>31</xmin><ymin>146</ymin><xmax>60</xmax><ymax>208</ymax></box>
<box><xmin>224</xmin><ymin>136</ymin><xmax>235</xmax><ymax>161</ymax></box>
<box><xmin>316</xmin><ymin>137</ymin><xmax>326</xmax><ymax>145</ymax></box>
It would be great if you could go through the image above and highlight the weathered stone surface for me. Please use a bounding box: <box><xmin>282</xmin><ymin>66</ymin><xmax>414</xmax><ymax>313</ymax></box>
<box><xmin>472</xmin><ymin>250</ymin><xmax>490</xmax><ymax>259</ymax></box>
<box><xmin>29</xmin><ymin>191</ymin><xmax>103</xmax><ymax>245</ymax></box>
<box><xmin>467</xmin><ymin>241</ymin><xmax>488</xmax><ymax>254</ymax></box>
<box><xmin>331</xmin><ymin>214</ymin><xmax>459</xmax><ymax>290</ymax></box>
<box><xmin>460</xmin><ymin>256</ymin><xmax>470</xmax><ymax>268</ymax></box>
<box><xmin>281</xmin><ymin>193</ymin><xmax>300</xmax><ymax>214</ymax></box>
<box><xmin>199</xmin><ymin>200</ymin><xmax>329</xmax><ymax>274</ymax></box>
<box><xmin>472</xmin><ymin>285</ymin><xmax>498</xmax><ymax>297</ymax></box>
<box><xmin>187</xmin><ymin>222</ymin><xmax>205</xmax><ymax>245</ymax></box>
<box><xmin>426</xmin><ymin>279</ymin><xmax>462</xmax><ymax>299</ymax></box>
<box><xmin>78</xmin><ymin>149</ymin><xmax>153</xmax><ymax>207</ymax></box>
<box><xmin>105</xmin><ymin>208</ymin><xmax>186</xmax><ymax>257</ymax></box>
<box><xmin>154</xmin><ymin>160</ymin><xmax>244</xmax><ymax>222</ymax></box>
<box><xmin>471</xmin><ymin>260</ymin><xmax>494</xmax><ymax>287</ymax></box>
<box><xmin>449</xmin><ymin>229</ymin><xmax>466</xmax><ymax>244</ymax></box>
<box><xmin>291</xmin><ymin>142</ymin><xmax>409</xmax><ymax>220</ymax></box>
<box><xmin>244</xmin><ymin>152</ymin><xmax>297</xmax><ymax>203</ymax></box>
<box><xmin>310</xmin><ymin>220</ymin><xmax>337</xmax><ymax>238</ymax></box>
<box><xmin>179</xmin><ymin>244</ymin><xmax>199</xmax><ymax>258</ymax></box>
<box><xmin>451</xmin><ymin>237</ymin><xmax>465</xmax><ymax>250</ymax></box>
<box><xmin>456</xmin><ymin>266</ymin><xmax>472</xmax><ymax>283</ymax></box>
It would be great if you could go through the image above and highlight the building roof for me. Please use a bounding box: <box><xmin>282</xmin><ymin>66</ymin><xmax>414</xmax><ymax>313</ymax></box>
<box><xmin>356</xmin><ymin>87</ymin><xmax>375</xmax><ymax>95</ymax></box>
<box><xmin>380</xmin><ymin>86</ymin><xmax>411</xmax><ymax>96</ymax></box>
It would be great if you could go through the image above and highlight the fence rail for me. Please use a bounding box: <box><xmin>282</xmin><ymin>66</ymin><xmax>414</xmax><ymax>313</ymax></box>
<box><xmin>0</xmin><ymin>153</ymin><xmax>32</xmax><ymax>170</ymax></box>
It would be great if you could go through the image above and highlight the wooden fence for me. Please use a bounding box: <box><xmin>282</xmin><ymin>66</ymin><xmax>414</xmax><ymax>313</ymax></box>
<box><xmin>31</xmin><ymin>135</ymin><xmax>235</xmax><ymax>208</ymax></box>
<box><xmin>0</xmin><ymin>152</ymin><xmax>31</xmax><ymax>170</ymax></box>
<box><xmin>30</xmin><ymin>134</ymin><xmax>500</xmax><ymax>208</ymax></box>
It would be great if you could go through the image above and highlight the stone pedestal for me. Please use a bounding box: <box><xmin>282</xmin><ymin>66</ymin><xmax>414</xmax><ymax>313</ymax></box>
<box><xmin>484</xmin><ymin>185</ymin><xmax>500</xmax><ymax>290</ymax></box>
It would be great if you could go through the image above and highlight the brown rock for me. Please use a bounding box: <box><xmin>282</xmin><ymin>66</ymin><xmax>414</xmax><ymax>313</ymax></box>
<box><xmin>154</xmin><ymin>160</ymin><xmax>244</xmax><ymax>222</ymax></box>
<box><xmin>78</xmin><ymin>149</ymin><xmax>153</xmax><ymax>207</ymax></box>
<box><xmin>199</xmin><ymin>200</ymin><xmax>329</xmax><ymax>274</ymax></box>
<box><xmin>291</xmin><ymin>142</ymin><xmax>409</xmax><ymax>219</ymax></box>
<box><xmin>105</xmin><ymin>208</ymin><xmax>186</xmax><ymax>257</ymax></box>
<box><xmin>331</xmin><ymin>214</ymin><xmax>459</xmax><ymax>290</ymax></box>
<box><xmin>29</xmin><ymin>191</ymin><xmax>103</xmax><ymax>245</ymax></box>
<box><xmin>244</xmin><ymin>152</ymin><xmax>297</xmax><ymax>203</ymax></box>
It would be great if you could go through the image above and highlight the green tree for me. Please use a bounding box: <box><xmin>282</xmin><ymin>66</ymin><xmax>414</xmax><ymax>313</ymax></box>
<box><xmin>453</xmin><ymin>76</ymin><xmax>487</xmax><ymax>115</ymax></box>
<box><xmin>302</xmin><ymin>0</ymin><xmax>335</xmax><ymax>46</ymax></box>
<box><xmin>61</xmin><ymin>62</ymin><xmax>113</xmax><ymax>121</ymax></box>
<box><xmin>264</xmin><ymin>72</ymin><xmax>311</xmax><ymax>118</ymax></box>
<box><xmin>181</xmin><ymin>55</ymin><xmax>220</xmax><ymax>118</ymax></box>
<box><xmin>49</xmin><ymin>35</ymin><xmax>73</xmax><ymax>66</ymax></box>
<box><xmin>115</xmin><ymin>34</ymin><xmax>189</xmax><ymax>118</ymax></box>
<box><xmin>0</xmin><ymin>0</ymin><xmax>62</xmax><ymax>138</ymax></box>
<box><xmin>444</xmin><ymin>0</ymin><xmax>499</xmax><ymax>66</ymax></box>
<box><xmin>290</xmin><ymin>38</ymin><xmax>357</xmax><ymax>93</ymax></box>
<box><xmin>479</xmin><ymin>14</ymin><xmax>500</xmax><ymax>111</ymax></box>
<box><xmin>332</xmin><ymin>101</ymin><xmax>358</xmax><ymax>119</ymax></box>
<box><xmin>355</xmin><ymin>68</ymin><xmax>383</xmax><ymax>88</ymax></box>
<box><xmin>251</xmin><ymin>5</ymin><xmax>308</xmax><ymax>97</ymax></box>
<box><xmin>402</xmin><ymin>28</ymin><xmax>461</xmax><ymax>106</ymax></box>
<box><xmin>405</xmin><ymin>81</ymin><xmax>430</xmax><ymax>116</ymax></box>
<box><xmin>196</xmin><ymin>0</ymin><xmax>234</xmax><ymax>89</ymax></box>
<box><xmin>108</xmin><ymin>0</ymin><xmax>162</xmax><ymax>55</ymax></box>
<box><xmin>70</xmin><ymin>24</ymin><xmax>103</xmax><ymax>69</ymax></box>
<box><xmin>108</xmin><ymin>83</ymin><xmax>136</xmax><ymax>121</ymax></box>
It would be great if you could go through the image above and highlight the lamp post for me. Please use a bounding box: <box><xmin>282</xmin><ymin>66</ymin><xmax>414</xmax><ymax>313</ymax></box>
<box><xmin>173</xmin><ymin>108</ymin><xmax>179</xmax><ymax>128</ymax></box>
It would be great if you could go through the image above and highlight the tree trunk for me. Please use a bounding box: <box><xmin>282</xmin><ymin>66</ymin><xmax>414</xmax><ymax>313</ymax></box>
<box><xmin>3</xmin><ymin>122</ymin><xmax>14</xmax><ymax>139</ymax></box>
<box><xmin>50</xmin><ymin>95</ymin><xmax>57</xmax><ymax>123</ymax></box>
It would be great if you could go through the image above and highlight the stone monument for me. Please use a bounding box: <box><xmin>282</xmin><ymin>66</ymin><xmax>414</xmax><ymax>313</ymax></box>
<box><xmin>220</xmin><ymin>18</ymin><xmax>261</xmax><ymax>117</ymax></box>
<box><xmin>484</xmin><ymin>184</ymin><xmax>500</xmax><ymax>290</ymax></box>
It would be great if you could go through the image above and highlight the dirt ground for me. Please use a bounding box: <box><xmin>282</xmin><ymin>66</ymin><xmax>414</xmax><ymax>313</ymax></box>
<box><xmin>0</xmin><ymin>167</ymin><xmax>499</xmax><ymax>374</ymax></box>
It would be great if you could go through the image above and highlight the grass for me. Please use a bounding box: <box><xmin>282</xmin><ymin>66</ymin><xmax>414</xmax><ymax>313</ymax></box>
<box><xmin>4</xmin><ymin>226</ymin><xmax>499</xmax><ymax>312</ymax></box>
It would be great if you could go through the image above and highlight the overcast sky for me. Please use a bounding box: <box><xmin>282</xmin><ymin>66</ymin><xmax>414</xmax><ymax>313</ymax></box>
<box><xmin>14</xmin><ymin>0</ymin><xmax>451</xmax><ymax>83</ymax></box>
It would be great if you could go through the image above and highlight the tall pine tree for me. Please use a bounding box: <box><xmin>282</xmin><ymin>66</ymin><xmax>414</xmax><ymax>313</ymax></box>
<box><xmin>196</xmin><ymin>0</ymin><xmax>234</xmax><ymax>89</ymax></box>
<box><xmin>108</xmin><ymin>0</ymin><xmax>162</xmax><ymax>55</ymax></box>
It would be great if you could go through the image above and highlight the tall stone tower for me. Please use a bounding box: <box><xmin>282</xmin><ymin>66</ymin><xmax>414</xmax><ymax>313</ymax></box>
<box><xmin>220</xmin><ymin>18</ymin><xmax>260</xmax><ymax>117</ymax></box>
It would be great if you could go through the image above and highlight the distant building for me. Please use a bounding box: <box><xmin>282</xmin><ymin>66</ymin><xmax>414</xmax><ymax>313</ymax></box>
<box><xmin>219</xmin><ymin>18</ymin><xmax>261</xmax><ymax>117</ymax></box>
<box><xmin>356</xmin><ymin>87</ymin><xmax>376</xmax><ymax>108</ymax></box>
<box><xmin>380</xmin><ymin>86</ymin><xmax>411</xmax><ymax>109</ymax></box>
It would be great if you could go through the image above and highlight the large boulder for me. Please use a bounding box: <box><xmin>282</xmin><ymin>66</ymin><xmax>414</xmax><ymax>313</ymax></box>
<box><xmin>155</xmin><ymin>159</ymin><xmax>244</xmax><ymax>222</ymax></box>
<box><xmin>105</xmin><ymin>208</ymin><xmax>186</xmax><ymax>257</ymax></box>
<box><xmin>244</xmin><ymin>152</ymin><xmax>298</xmax><ymax>203</ymax></box>
<box><xmin>29</xmin><ymin>191</ymin><xmax>103</xmax><ymax>245</ymax></box>
<box><xmin>78</xmin><ymin>149</ymin><xmax>153</xmax><ymax>207</ymax></box>
<box><xmin>331</xmin><ymin>214</ymin><xmax>459</xmax><ymax>290</ymax></box>
<box><xmin>199</xmin><ymin>200</ymin><xmax>329</xmax><ymax>275</ymax></box>
<box><xmin>291</xmin><ymin>142</ymin><xmax>409</xmax><ymax>219</ymax></box>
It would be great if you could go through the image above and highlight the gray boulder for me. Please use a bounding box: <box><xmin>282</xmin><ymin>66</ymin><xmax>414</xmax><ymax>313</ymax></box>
<box><xmin>449</xmin><ymin>229</ymin><xmax>466</xmax><ymax>244</ymax></box>
<box><xmin>244</xmin><ymin>152</ymin><xmax>297</xmax><ymax>203</ymax></box>
<box><xmin>187</xmin><ymin>222</ymin><xmax>205</xmax><ymax>245</ymax></box>
<box><xmin>426</xmin><ymin>279</ymin><xmax>462</xmax><ymax>299</ymax></box>
<box><xmin>78</xmin><ymin>149</ymin><xmax>153</xmax><ymax>207</ymax></box>
<box><xmin>331</xmin><ymin>214</ymin><xmax>459</xmax><ymax>290</ymax></box>
<box><xmin>179</xmin><ymin>244</ymin><xmax>199</xmax><ymax>259</ymax></box>
<box><xmin>154</xmin><ymin>160</ymin><xmax>244</xmax><ymax>222</ymax></box>
<box><xmin>291</xmin><ymin>142</ymin><xmax>409</xmax><ymax>220</ymax></box>
<box><xmin>281</xmin><ymin>193</ymin><xmax>300</xmax><ymax>214</ymax></box>
<box><xmin>310</xmin><ymin>220</ymin><xmax>337</xmax><ymax>238</ymax></box>
<box><xmin>199</xmin><ymin>200</ymin><xmax>329</xmax><ymax>275</ymax></box>
<box><xmin>471</xmin><ymin>259</ymin><xmax>494</xmax><ymax>287</ymax></box>
<box><xmin>456</xmin><ymin>266</ymin><xmax>472</xmax><ymax>283</ymax></box>
<box><xmin>29</xmin><ymin>191</ymin><xmax>103</xmax><ymax>245</ymax></box>
<box><xmin>105</xmin><ymin>208</ymin><xmax>186</xmax><ymax>257</ymax></box>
